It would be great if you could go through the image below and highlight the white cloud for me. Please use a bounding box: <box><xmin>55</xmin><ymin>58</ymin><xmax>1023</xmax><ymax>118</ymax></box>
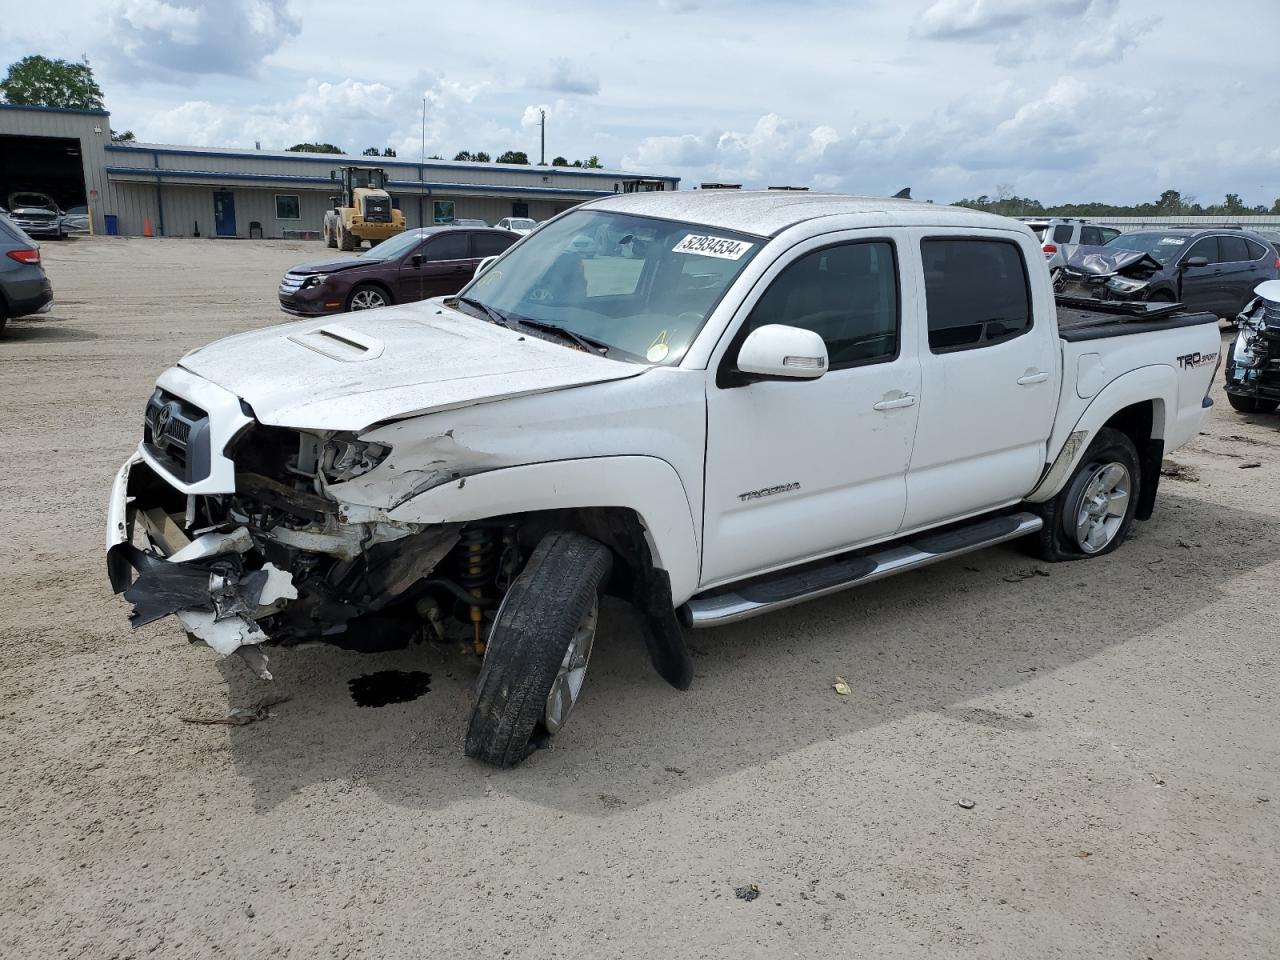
<box><xmin>107</xmin><ymin>0</ymin><xmax>300</xmax><ymax>76</ymax></box>
<box><xmin>540</xmin><ymin>57</ymin><xmax>600</xmax><ymax>96</ymax></box>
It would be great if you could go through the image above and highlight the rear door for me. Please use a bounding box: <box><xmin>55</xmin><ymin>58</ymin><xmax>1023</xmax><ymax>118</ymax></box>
<box><xmin>1218</xmin><ymin>234</ymin><xmax>1261</xmax><ymax>314</ymax></box>
<box><xmin>1178</xmin><ymin>236</ymin><xmax>1224</xmax><ymax>314</ymax></box>
<box><xmin>400</xmin><ymin>230</ymin><xmax>471</xmax><ymax>301</ymax></box>
<box><xmin>701</xmin><ymin>231</ymin><xmax>921</xmax><ymax>586</ymax></box>
<box><xmin>902</xmin><ymin>231</ymin><xmax>1059</xmax><ymax>530</ymax></box>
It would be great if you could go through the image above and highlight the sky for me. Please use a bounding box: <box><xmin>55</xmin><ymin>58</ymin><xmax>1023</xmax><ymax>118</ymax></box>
<box><xmin>2</xmin><ymin>0</ymin><xmax>1277</xmax><ymax>207</ymax></box>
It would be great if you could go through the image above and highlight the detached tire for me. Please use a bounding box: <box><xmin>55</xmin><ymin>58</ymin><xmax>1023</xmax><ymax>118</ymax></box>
<box><xmin>1036</xmin><ymin>427</ymin><xmax>1140</xmax><ymax>562</ymax></box>
<box><xmin>465</xmin><ymin>531</ymin><xmax>612</xmax><ymax>768</ymax></box>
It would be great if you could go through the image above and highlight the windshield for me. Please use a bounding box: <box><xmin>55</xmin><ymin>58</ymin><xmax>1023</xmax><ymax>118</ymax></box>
<box><xmin>349</xmin><ymin>169</ymin><xmax>385</xmax><ymax>189</ymax></box>
<box><xmin>359</xmin><ymin>230</ymin><xmax>432</xmax><ymax>261</ymax></box>
<box><xmin>508</xmin><ymin>218</ymin><xmax>536</xmax><ymax>230</ymax></box>
<box><xmin>459</xmin><ymin>209</ymin><xmax>762</xmax><ymax>364</ymax></box>
<box><xmin>1103</xmin><ymin>232</ymin><xmax>1186</xmax><ymax>266</ymax></box>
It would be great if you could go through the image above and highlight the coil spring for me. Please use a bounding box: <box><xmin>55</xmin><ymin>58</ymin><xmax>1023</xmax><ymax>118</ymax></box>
<box><xmin>458</xmin><ymin>527</ymin><xmax>496</xmax><ymax>655</ymax></box>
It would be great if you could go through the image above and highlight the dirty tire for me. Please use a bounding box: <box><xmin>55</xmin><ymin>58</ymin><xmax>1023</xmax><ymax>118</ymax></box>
<box><xmin>1035</xmin><ymin>427</ymin><xmax>1140</xmax><ymax>562</ymax></box>
<box><xmin>1226</xmin><ymin>392</ymin><xmax>1278</xmax><ymax>414</ymax></box>
<box><xmin>338</xmin><ymin>226</ymin><xmax>356</xmax><ymax>252</ymax></box>
<box><xmin>325</xmin><ymin>224</ymin><xmax>337</xmax><ymax>249</ymax></box>
<box><xmin>465</xmin><ymin>531</ymin><xmax>612</xmax><ymax>768</ymax></box>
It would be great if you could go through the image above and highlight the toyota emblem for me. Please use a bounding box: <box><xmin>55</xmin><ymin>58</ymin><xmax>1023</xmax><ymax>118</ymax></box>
<box><xmin>154</xmin><ymin>403</ymin><xmax>176</xmax><ymax>445</ymax></box>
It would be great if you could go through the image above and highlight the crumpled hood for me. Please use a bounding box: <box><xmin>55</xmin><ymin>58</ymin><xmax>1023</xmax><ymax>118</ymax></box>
<box><xmin>1064</xmin><ymin>244</ymin><xmax>1164</xmax><ymax>277</ymax></box>
<box><xmin>178</xmin><ymin>302</ymin><xmax>645</xmax><ymax>432</ymax></box>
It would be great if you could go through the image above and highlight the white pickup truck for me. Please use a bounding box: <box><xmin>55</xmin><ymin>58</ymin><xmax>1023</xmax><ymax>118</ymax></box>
<box><xmin>107</xmin><ymin>192</ymin><xmax>1221</xmax><ymax>766</ymax></box>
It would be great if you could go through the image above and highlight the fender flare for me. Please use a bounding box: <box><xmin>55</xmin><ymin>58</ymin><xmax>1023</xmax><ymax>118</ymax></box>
<box><xmin>385</xmin><ymin>456</ymin><xmax>702</xmax><ymax>603</ymax></box>
<box><xmin>1027</xmin><ymin>364</ymin><xmax>1174</xmax><ymax>504</ymax></box>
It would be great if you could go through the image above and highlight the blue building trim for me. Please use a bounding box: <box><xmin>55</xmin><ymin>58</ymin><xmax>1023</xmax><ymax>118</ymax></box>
<box><xmin>0</xmin><ymin>102</ymin><xmax>110</xmax><ymax>117</ymax></box>
<box><xmin>104</xmin><ymin>166</ymin><xmax>615</xmax><ymax>198</ymax></box>
<box><xmin>104</xmin><ymin>143</ymin><xmax>680</xmax><ymax>184</ymax></box>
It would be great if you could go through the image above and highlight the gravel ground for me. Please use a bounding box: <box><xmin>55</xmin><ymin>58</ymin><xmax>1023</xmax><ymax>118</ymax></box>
<box><xmin>2</xmin><ymin>236</ymin><xmax>1277</xmax><ymax>959</ymax></box>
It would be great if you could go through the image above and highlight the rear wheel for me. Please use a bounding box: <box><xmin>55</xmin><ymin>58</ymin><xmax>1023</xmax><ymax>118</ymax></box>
<box><xmin>347</xmin><ymin>284</ymin><xmax>390</xmax><ymax>311</ymax></box>
<box><xmin>0</xmin><ymin>298</ymin><xmax>8</xmax><ymax>336</ymax></box>
<box><xmin>338</xmin><ymin>226</ymin><xmax>356</xmax><ymax>252</ymax></box>
<box><xmin>465</xmin><ymin>531</ymin><xmax>612</xmax><ymax>767</ymax></box>
<box><xmin>1036</xmin><ymin>428</ymin><xmax>1140</xmax><ymax>561</ymax></box>
<box><xmin>324</xmin><ymin>223</ymin><xmax>337</xmax><ymax>249</ymax></box>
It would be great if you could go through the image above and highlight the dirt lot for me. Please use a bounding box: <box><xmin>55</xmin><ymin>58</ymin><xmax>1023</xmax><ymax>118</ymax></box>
<box><xmin>2</xmin><ymin>236</ymin><xmax>1277</xmax><ymax>959</ymax></box>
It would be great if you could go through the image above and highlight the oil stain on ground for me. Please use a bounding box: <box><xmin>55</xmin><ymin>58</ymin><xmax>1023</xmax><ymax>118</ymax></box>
<box><xmin>348</xmin><ymin>670</ymin><xmax>432</xmax><ymax>707</ymax></box>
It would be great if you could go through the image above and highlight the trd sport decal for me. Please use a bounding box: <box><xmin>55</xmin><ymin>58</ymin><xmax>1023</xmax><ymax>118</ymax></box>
<box><xmin>1177</xmin><ymin>350</ymin><xmax>1218</xmax><ymax>370</ymax></box>
<box><xmin>738</xmin><ymin>482</ymin><xmax>801</xmax><ymax>502</ymax></box>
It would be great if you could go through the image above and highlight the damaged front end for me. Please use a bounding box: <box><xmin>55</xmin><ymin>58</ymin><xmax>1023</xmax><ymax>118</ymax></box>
<box><xmin>1225</xmin><ymin>280</ymin><xmax>1280</xmax><ymax>405</ymax></box>
<box><xmin>107</xmin><ymin>388</ymin><xmax>467</xmax><ymax>679</ymax></box>
<box><xmin>1058</xmin><ymin>245</ymin><xmax>1164</xmax><ymax>302</ymax></box>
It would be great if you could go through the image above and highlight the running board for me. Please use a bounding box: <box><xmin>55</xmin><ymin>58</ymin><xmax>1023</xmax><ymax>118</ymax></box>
<box><xmin>682</xmin><ymin>512</ymin><xmax>1044</xmax><ymax>628</ymax></box>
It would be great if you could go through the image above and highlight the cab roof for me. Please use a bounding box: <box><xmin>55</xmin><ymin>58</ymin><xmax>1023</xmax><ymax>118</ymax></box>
<box><xmin>586</xmin><ymin>190</ymin><xmax>1018</xmax><ymax>238</ymax></box>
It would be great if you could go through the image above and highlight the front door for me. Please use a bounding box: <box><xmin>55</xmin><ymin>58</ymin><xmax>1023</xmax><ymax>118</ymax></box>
<box><xmin>902</xmin><ymin>232</ymin><xmax>1059</xmax><ymax>530</ymax></box>
<box><xmin>212</xmin><ymin>191</ymin><xmax>236</xmax><ymax>238</ymax></box>
<box><xmin>398</xmin><ymin>230</ymin><xmax>472</xmax><ymax>302</ymax></box>
<box><xmin>1178</xmin><ymin>236</ymin><xmax>1225</xmax><ymax>315</ymax></box>
<box><xmin>702</xmin><ymin>233</ymin><xmax>921</xmax><ymax>587</ymax></box>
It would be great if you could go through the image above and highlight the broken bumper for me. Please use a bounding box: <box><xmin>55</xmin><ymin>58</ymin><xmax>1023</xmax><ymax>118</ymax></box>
<box><xmin>106</xmin><ymin>453</ymin><xmax>296</xmax><ymax>678</ymax></box>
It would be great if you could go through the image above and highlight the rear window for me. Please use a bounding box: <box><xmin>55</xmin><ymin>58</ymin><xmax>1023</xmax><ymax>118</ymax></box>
<box><xmin>1244</xmin><ymin>238</ymin><xmax>1270</xmax><ymax>261</ymax></box>
<box><xmin>1219</xmin><ymin>235</ymin><xmax>1251</xmax><ymax>263</ymax></box>
<box><xmin>921</xmin><ymin>238</ymin><xmax>1032</xmax><ymax>353</ymax></box>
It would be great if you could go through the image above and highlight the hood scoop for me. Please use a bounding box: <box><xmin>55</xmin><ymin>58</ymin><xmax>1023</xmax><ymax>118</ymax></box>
<box><xmin>287</xmin><ymin>324</ymin><xmax>385</xmax><ymax>362</ymax></box>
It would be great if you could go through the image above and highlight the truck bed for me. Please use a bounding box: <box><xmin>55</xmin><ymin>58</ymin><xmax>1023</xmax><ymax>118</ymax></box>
<box><xmin>1056</xmin><ymin>297</ymin><xmax>1220</xmax><ymax>343</ymax></box>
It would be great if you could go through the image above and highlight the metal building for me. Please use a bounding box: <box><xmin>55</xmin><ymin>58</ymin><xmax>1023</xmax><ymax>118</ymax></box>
<box><xmin>0</xmin><ymin>104</ymin><xmax>680</xmax><ymax>238</ymax></box>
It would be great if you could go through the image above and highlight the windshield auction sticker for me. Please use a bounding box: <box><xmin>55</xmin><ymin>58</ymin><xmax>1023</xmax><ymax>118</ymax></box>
<box><xmin>672</xmin><ymin>234</ymin><xmax>754</xmax><ymax>260</ymax></box>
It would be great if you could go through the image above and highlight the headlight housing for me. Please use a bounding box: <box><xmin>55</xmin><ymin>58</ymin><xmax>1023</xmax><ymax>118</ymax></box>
<box><xmin>1106</xmin><ymin>276</ymin><xmax>1148</xmax><ymax>295</ymax></box>
<box><xmin>321</xmin><ymin>435</ymin><xmax>391</xmax><ymax>482</ymax></box>
<box><xmin>302</xmin><ymin>274</ymin><xmax>329</xmax><ymax>289</ymax></box>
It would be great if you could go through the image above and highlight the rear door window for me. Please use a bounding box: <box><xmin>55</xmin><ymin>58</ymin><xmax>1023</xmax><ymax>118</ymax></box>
<box><xmin>1218</xmin><ymin>235</ymin><xmax>1250</xmax><ymax>263</ymax></box>
<box><xmin>1079</xmin><ymin>226</ymin><xmax>1103</xmax><ymax>246</ymax></box>
<box><xmin>1053</xmin><ymin>224</ymin><xmax>1074</xmax><ymax>244</ymax></box>
<box><xmin>744</xmin><ymin>240</ymin><xmax>900</xmax><ymax>369</ymax></box>
<box><xmin>1099</xmin><ymin>228</ymin><xmax>1121</xmax><ymax>244</ymax></box>
<box><xmin>921</xmin><ymin>238</ymin><xmax>1032</xmax><ymax>353</ymax></box>
<box><xmin>473</xmin><ymin>231</ymin><xmax>516</xmax><ymax>258</ymax></box>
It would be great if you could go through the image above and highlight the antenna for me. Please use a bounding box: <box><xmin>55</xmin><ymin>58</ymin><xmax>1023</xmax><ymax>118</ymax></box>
<box><xmin>421</xmin><ymin>96</ymin><xmax>427</xmax><ymax>164</ymax></box>
<box><xmin>539</xmin><ymin>108</ymin><xmax>546</xmax><ymax>165</ymax></box>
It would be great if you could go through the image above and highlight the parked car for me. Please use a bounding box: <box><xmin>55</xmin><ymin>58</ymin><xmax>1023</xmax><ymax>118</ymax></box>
<box><xmin>452</xmin><ymin>218</ymin><xmax>490</xmax><ymax>228</ymax></box>
<box><xmin>1224</xmin><ymin>279</ymin><xmax>1280</xmax><ymax>413</ymax></box>
<box><xmin>0</xmin><ymin>211</ymin><xmax>54</xmax><ymax>335</ymax></box>
<box><xmin>60</xmin><ymin>205</ymin><xmax>90</xmax><ymax>234</ymax></box>
<box><xmin>1021</xmin><ymin>218</ymin><xmax>1122</xmax><ymax>281</ymax></box>
<box><xmin>6</xmin><ymin>192</ymin><xmax>65</xmax><ymax>239</ymax></box>
<box><xmin>1058</xmin><ymin>227</ymin><xmax>1280</xmax><ymax>318</ymax></box>
<box><xmin>496</xmin><ymin>216</ymin><xmax>537</xmax><ymax>235</ymax></box>
<box><xmin>108</xmin><ymin>191</ymin><xmax>1221</xmax><ymax>766</ymax></box>
<box><xmin>278</xmin><ymin>226</ymin><xmax>518</xmax><ymax>315</ymax></box>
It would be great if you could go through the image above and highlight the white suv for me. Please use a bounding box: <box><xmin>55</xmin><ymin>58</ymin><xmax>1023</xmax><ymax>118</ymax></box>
<box><xmin>1022</xmin><ymin>218</ymin><xmax>1122</xmax><ymax>277</ymax></box>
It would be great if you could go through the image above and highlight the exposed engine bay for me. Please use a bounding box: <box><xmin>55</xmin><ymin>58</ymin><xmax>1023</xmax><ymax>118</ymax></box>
<box><xmin>108</xmin><ymin>415</ymin><xmax>534</xmax><ymax>679</ymax></box>
<box><xmin>1225</xmin><ymin>280</ymin><xmax>1280</xmax><ymax>408</ymax></box>
<box><xmin>1057</xmin><ymin>245</ymin><xmax>1164</xmax><ymax>301</ymax></box>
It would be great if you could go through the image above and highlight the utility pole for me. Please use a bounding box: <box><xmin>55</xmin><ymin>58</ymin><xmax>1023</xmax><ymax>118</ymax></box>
<box><xmin>539</xmin><ymin>108</ymin><xmax>546</xmax><ymax>165</ymax></box>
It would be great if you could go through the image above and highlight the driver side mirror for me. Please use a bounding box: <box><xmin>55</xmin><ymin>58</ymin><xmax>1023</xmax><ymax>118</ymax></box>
<box><xmin>736</xmin><ymin>324</ymin><xmax>828</xmax><ymax>380</ymax></box>
<box><xmin>475</xmin><ymin>255</ymin><xmax>499</xmax><ymax>276</ymax></box>
<box><xmin>1182</xmin><ymin>256</ymin><xmax>1209</xmax><ymax>269</ymax></box>
<box><xmin>411</xmin><ymin>253</ymin><xmax>423</xmax><ymax>268</ymax></box>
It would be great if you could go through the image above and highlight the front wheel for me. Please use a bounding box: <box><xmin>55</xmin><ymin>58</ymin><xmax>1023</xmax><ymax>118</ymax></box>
<box><xmin>1036</xmin><ymin>427</ymin><xmax>1140</xmax><ymax>561</ymax></box>
<box><xmin>465</xmin><ymin>531</ymin><xmax>612</xmax><ymax>767</ymax></box>
<box><xmin>347</xmin><ymin>284</ymin><xmax>390</xmax><ymax>311</ymax></box>
<box><xmin>1227</xmin><ymin>392</ymin><xmax>1279</xmax><ymax>414</ymax></box>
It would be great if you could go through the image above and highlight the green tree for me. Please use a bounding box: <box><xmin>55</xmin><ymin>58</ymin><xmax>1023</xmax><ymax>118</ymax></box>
<box><xmin>584</xmin><ymin>155</ymin><xmax>603</xmax><ymax>169</ymax></box>
<box><xmin>551</xmin><ymin>155</ymin><xmax>568</xmax><ymax>166</ymax></box>
<box><xmin>0</xmin><ymin>54</ymin><xmax>104</xmax><ymax>110</ymax></box>
<box><xmin>1271</xmin><ymin>198</ymin><xmax>1280</xmax><ymax>215</ymax></box>
<box><xmin>362</xmin><ymin>146</ymin><xmax>380</xmax><ymax>156</ymax></box>
<box><xmin>286</xmin><ymin>142</ymin><xmax>343</xmax><ymax>154</ymax></box>
<box><xmin>1222</xmin><ymin>193</ymin><xmax>1246</xmax><ymax>215</ymax></box>
<box><xmin>1154</xmin><ymin>189</ymin><xmax>1183</xmax><ymax>215</ymax></box>
<box><xmin>382</xmin><ymin>146</ymin><xmax>396</xmax><ymax>157</ymax></box>
<box><xmin>496</xmin><ymin>150</ymin><xmax>529</xmax><ymax>165</ymax></box>
<box><xmin>110</xmin><ymin>129</ymin><xmax>135</xmax><ymax>143</ymax></box>
<box><xmin>474</xmin><ymin>151</ymin><xmax>490</xmax><ymax>162</ymax></box>
<box><xmin>453</xmin><ymin>150</ymin><xmax>473</xmax><ymax>161</ymax></box>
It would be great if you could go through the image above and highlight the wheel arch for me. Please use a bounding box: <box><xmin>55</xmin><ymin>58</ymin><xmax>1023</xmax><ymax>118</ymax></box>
<box><xmin>1029</xmin><ymin>365</ymin><xmax>1175</xmax><ymax>516</ymax></box>
<box><xmin>347</xmin><ymin>279</ymin><xmax>394</xmax><ymax>307</ymax></box>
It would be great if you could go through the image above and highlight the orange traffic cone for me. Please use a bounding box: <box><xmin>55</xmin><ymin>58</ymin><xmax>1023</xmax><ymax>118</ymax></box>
<box><xmin>143</xmin><ymin>217</ymin><xmax>152</xmax><ymax>237</ymax></box>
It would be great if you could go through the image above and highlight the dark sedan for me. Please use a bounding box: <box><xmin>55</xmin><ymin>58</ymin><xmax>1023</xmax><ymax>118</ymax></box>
<box><xmin>279</xmin><ymin>226</ymin><xmax>519</xmax><ymax>316</ymax></box>
<box><xmin>0</xmin><ymin>211</ymin><xmax>54</xmax><ymax>335</ymax></box>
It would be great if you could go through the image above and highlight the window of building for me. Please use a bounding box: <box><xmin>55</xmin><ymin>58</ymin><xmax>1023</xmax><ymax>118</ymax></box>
<box><xmin>743</xmin><ymin>240</ymin><xmax>899</xmax><ymax>369</ymax></box>
<box><xmin>425</xmin><ymin>232</ymin><xmax>469</xmax><ymax>261</ymax></box>
<box><xmin>921</xmin><ymin>238</ymin><xmax>1032</xmax><ymax>352</ymax></box>
<box><xmin>274</xmin><ymin>195</ymin><xmax>300</xmax><ymax>220</ymax></box>
<box><xmin>1053</xmin><ymin>224</ymin><xmax>1074</xmax><ymax>244</ymax></box>
<box><xmin>433</xmin><ymin>200</ymin><xmax>455</xmax><ymax>224</ymax></box>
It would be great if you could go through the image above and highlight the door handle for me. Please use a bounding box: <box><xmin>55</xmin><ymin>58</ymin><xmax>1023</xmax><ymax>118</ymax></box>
<box><xmin>873</xmin><ymin>394</ymin><xmax>917</xmax><ymax>411</ymax></box>
<box><xmin>1017</xmin><ymin>371</ymin><xmax>1050</xmax><ymax>385</ymax></box>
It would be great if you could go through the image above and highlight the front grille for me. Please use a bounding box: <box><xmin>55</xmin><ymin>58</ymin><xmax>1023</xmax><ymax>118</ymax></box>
<box><xmin>279</xmin><ymin>272</ymin><xmax>307</xmax><ymax>294</ymax></box>
<box><xmin>362</xmin><ymin>197</ymin><xmax>391</xmax><ymax>223</ymax></box>
<box><xmin>143</xmin><ymin>388</ymin><xmax>212</xmax><ymax>483</ymax></box>
<box><xmin>1263</xmin><ymin>300</ymin><xmax>1280</xmax><ymax>329</ymax></box>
